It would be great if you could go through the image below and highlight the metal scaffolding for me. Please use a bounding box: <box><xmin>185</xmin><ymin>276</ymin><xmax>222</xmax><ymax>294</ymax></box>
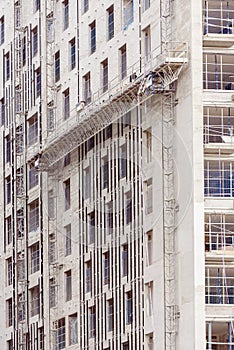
<box><xmin>13</xmin><ymin>0</ymin><xmax>28</xmax><ymax>348</ymax></box>
<box><xmin>40</xmin><ymin>41</ymin><xmax>188</xmax><ymax>170</ymax></box>
<box><xmin>161</xmin><ymin>1</ymin><xmax>179</xmax><ymax>349</ymax></box>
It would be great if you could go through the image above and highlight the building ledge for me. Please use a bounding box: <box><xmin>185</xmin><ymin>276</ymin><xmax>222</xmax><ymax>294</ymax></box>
<box><xmin>204</xmin><ymin>143</ymin><xmax>234</xmax><ymax>155</ymax></box>
<box><xmin>206</xmin><ymin>305</ymin><xmax>234</xmax><ymax>319</ymax></box>
<box><xmin>203</xmin><ymin>34</ymin><xmax>234</xmax><ymax>48</ymax></box>
<box><xmin>203</xmin><ymin>90</ymin><xmax>234</xmax><ymax>106</ymax></box>
<box><xmin>205</xmin><ymin>250</ymin><xmax>234</xmax><ymax>261</ymax></box>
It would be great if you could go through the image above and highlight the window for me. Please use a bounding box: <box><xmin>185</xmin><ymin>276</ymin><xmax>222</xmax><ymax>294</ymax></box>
<box><xmin>7</xmin><ymin>340</ymin><xmax>13</xmax><ymax>350</ymax></box>
<box><xmin>29</xmin><ymin>161</ymin><xmax>39</xmax><ymax>189</ymax></box>
<box><xmin>204</xmin><ymin>159</ymin><xmax>234</xmax><ymax>197</ymax></box>
<box><xmin>29</xmin><ymin>198</ymin><xmax>40</xmax><ymax>232</ymax></box>
<box><xmin>145</xmin><ymin>128</ymin><xmax>152</xmax><ymax>163</ymax></box>
<box><xmin>5</xmin><ymin>176</ymin><xmax>11</xmax><ymax>204</ymax></box>
<box><xmin>65</xmin><ymin>224</ymin><xmax>71</xmax><ymax>256</ymax></box>
<box><xmin>120</xmin><ymin>45</ymin><xmax>127</xmax><ymax>79</ymax></box>
<box><xmin>32</xmin><ymin>26</ymin><xmax>38</xmax><ymax>56</ymax></box>
<box><xmin>64</xmin><ymin>153</ymin><xmax>70</xmax><ymax>167</ymax></box>
<box><xmin>87</xmin><ymin>136</ymin><xmax>94</xmax><ymax>152</ymax></box>
<box><xmin>105</xmin><ymin>201</ymin><xmax>113</xmax><ymax>234</ymax></box>
<box><xmin>69</xmin><ymin>314</ymin><xmax>78</xmax><ymax>345</ymax></box>
<box><xmin>146</xmin><ymin>282</ymin><xmax>153</xmax><ymax>316</ymax></box>
<box><xmin>7</xmin><ymin>257</ymin><xmax>13</xmax><ymax>285</ymax></box>
<box><xmin>0</xmin><ymin>98</ymin><xmax>5</xmax><ymax>125</ymax></box>
<box><xmin>125</xmin><ymin>192</ymin><xmax>132</xmax><ymax>224</ymax></box>
<box><xmin>101</xmin><ymin>59</ymin><xmax>108</xmax><ymax>92</ymax></box>
<box><xmin>89</xmin><ymin>21</ymin><xmax>96</xmax><ymax>54</ymax></box>
<box><xmin>0</xmin><ymin>16</ymin><xmax>4</xmax><ymax>45</ymax></box>
<box><xmin>119</xmin><ymin>144</ymin><xmax>127</xmax><ymax>179</ymax></box>
<box><xmin>104</xmin><ymin>252</ymin><xmax>110</xmax><ymax>285</ymax></box>
<box><xmin>6</xmin><ymin>216</ymin><xmax>12</xmax><ymax>245</ymax></box>
<box><xmin>56</xmin><ymin>318</ymin><xmax>66</xmax><ymax>350</ymax></box>
<box><xmin>64</xmin><ymin>178</ymin><xmax>71</xmax><ymax>210</ymax></box>
<box><xmin>89</xmin><ymin>306</ymin><xmax>96</xmax><ymax>338</ymax></box>
<box><xmin>5</xmin><ymin>52</ymin><xmax>10</xmax><ymax>81</ymax></box>
<box><xmin>63</xmin><ymin>88</ymin><xmax>70</xmax><ymax>120</ymax></box>
<box><xmin>35</xmin><ymin>0</ymin><xmax>40</xmax><ymax>11</ymax></box>
<box><xmin>83</xmin><ymin>72</ymin><xmax>91</xmax><ymax>103</ymax></box>
<box><xmin>22</xmin><ymin>36</ymin><xmax>26</xmax><ymax>66</ymax></box>
<box><xmin>15</xmin><ymin>2</ymin><xmax>20</xmax><ymax>28</ymax></box>
<box><xmin>107</xmin><ymin>299</ymin><xmax>114</xmax><ymax>331</ymax></box>
<box><xmin>5</xmin><ymin>135</ymin><xmax>11</xmax><ymax>163</ymax></box>
<box><xmin>102</xmin><ymin>157</ymin><xmax>109</xmax><ymax>189</ymax></box>
<box><xmin>123</xmin><ymin>0</ymin><xmax>134</xmax><ymax>29</ymax></box>
<box><xmin>125</xmin><ymin>291</ymin><xmax>133</xmax><ymax>324</ymax></box>
<box><xmin>49</xmin><ymin>278</ymin><xmax>56</xmax><ymax>307</ymax></box>
<box><xmin>6</xmin><ymin>298</ymin><xmax>13</xmax><ymax>327</ymax></box>
<box><xmin>82</xmin><ymin>0</ymin><xmax>89</xmax><ymax>13</ymax></box>
<box><xmin>103</xmin><ymin>124</ymin><xmax>112</xmax><ymax>141</ymax></box>
<box><xmin>30</xmin><ymin>285</ymin><xmax>40</xmax><ymax>316</ymax></box>
<box><xmin>63</xmin><ymin>0</ymin><xmax>69</xmax><ymax>30</ymax></box>
<box><xmin>84</xmin><ymin>166</ymin><xmax>91</xmax><ymax>199</ymax></box>
<box><xmin>122</xmin><ymin>111</ymin><xmax>131</xmax><ymax>128</ymax></box>
<box><xmin>123</xmin><ymin>343</ymin><xmax>129</xmax><ymax>350</ymax></box>
<box><xmin>146</xmin><ymin>230</ymin><xmax>153</xmax><ymax>265</ymax></box>
<box><xmin>143</xmin><ymin>0</ymin><xmax>150</xmax><ymax>12</ymax></box>
<box><xmin>107</xmin><ymin>5</ymin><xmax>114</xmax><ymax>40</ymax></box>
<box><xmin>145</xmin><ymin>178</ymin><xmax>153</xmax><ymax>214</ymax></box>
<box><xmin>65</xmin><ymin>270</ymin><xmax>72</xmax><ymax>301</ymax></box>
<box><xmin>49</xmin><ymin>234</ymin><xmax>56</xmax><ymax>263</ymax></box>
<box><xmin>70</xmin><ymin>38</ymin><xmax>76</xmax><ymax>70</ymax></box>
<box><xmin>35</xmin><ymin>68</ymin><xmax>41</xmax><ymax>97</ymax></box>
<box><xmin>89</xmin><ymin>211</ymin><xmax>95</xmax><ymax>244</ymax></box>
<box><xmin>39</xmin><ymin>327</ymin><xmax>44</xmax><ymax>350</ymax></box>
<box><xmin>122</xmin><ymin>244</ymin><xmax>128</xmax><ymax>276</ymax></box>
<box><xmin>31</xmin><ymin>242</ymin><xmax>40</xmax><ymax>273</ymax></box>
<box><xmin>55</xmin><ymin>51</ymin><xmax>60</xmax><ymax>82</ymax></box>
<box><xmin>86</xmin><ymin>260</ymin><xmax>92</xmax><ymax>292</ymax></box>
<box><xmin>143</xmin><ymin>26</ymin><xmax>151</xmax><ymax>61</ymax></box>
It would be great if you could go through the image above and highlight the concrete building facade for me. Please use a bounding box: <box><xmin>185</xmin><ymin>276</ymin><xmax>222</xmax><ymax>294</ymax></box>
<box><xmin>0</xmin><ymin>0</ymin><xmax>233</xmax><ymax>349</ymax></box>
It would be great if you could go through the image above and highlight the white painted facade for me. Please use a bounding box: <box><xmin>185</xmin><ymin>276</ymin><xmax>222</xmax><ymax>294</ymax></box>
<box><xmin>0</xmin><ymin>0</ymin><xmax>234</xmax><ymax>349</ymax></box>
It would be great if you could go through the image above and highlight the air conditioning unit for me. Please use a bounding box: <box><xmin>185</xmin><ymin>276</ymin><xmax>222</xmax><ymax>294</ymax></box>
<box><xmin>231</xmin><ymin>94</ymin><xmax>234</xmax><ymax>102</ymax></box>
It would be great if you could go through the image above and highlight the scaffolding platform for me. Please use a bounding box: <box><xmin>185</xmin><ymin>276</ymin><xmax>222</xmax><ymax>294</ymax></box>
<box><xmin>40</xmin><ymin>42</ymin><xmax>188</xmax><ymax>169</ymax></box>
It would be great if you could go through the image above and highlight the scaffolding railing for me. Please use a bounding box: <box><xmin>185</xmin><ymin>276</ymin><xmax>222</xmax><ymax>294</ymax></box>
<box><xmin>203</xmin><ymin>53</ymin><xmax>234</xmax><ymax>90</ymax></box>
<box><xmin>206</xmin><ymin>274</ymin><xmax>234</xmax><ymax>304</ymax></box>
<box><xmin>206</xmin><ymin>321</ymin><xmax>234</xmax><ymax>350</ymax></box>
<box><xmin>205</xmin><ymin>232</ymin><xmax>234</xmax><ymax>251</ymax></box>
<box><xmin>203</xmin><ymin>0</ymin><xmax>234</xmax><ymax>35</ymax></box>
<box><xmin>204</xmin><ymin>125</ymin><xmax>234</xmax><ymax>144</ymax></box>
<box><xmin>40</xmin><ymin>41</ymin><xmax>188</xmax><ymax>168</ymax></box>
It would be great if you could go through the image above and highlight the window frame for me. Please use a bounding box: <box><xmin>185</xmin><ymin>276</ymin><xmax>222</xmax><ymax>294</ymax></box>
<box><xmin>29</xmin><ymin>198</ymin><xmax>40</xmax><ymax>232</ymax></box>
<box><xmin>63</xmin><ymin>0</ymin><xmax>69</xmax><ymax>30</ymax></box>
<box><xmin>0</xmin><ymin>16</ymin><xmax>4</xmax><ymax>45</ymax></box>
<box><xmin>89</xmin><ymin>21</ymin><xmax>96</xmax><ymax>54</ymax></box>
<box><xmin>55</xmin><ymin>51</ymin><xmax>60</xmax><ymax>82</ymax></box>
<box><xmin>120</xmin><ymin>45</ymin><xmax>127</xmax><ymax>80</ymax></box>
<box><xmin>107</xmin><ymin>5</ymin><xmax>114</xmax><ymax>41</ymax></box>
<box><xmin>70</xmin><ymin>38</ymin><xmax>76</xmax><ymax>70</ymax></box>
